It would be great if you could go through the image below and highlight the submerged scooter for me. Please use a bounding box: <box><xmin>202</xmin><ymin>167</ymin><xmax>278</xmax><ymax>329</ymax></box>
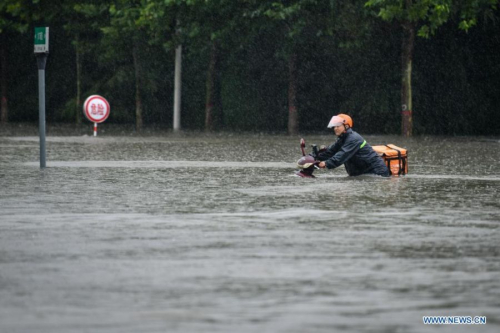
<box><xmin>297</xmin><ymin>138</ymin><xmax>409</xmax><ymax>177</ymax></box>
<box><xmin>296</xmin><ymin>138</ymin><xmax>325</xmax><ymax>178</ymax></box>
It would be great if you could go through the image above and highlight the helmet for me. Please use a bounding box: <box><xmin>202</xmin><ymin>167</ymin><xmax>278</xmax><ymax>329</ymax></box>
<box><xmin>327</xmin><ymin>114</ymin><xmax>353</xmax><ymax>128</ymax></box>
<box><xmin>338</xmin><ymin>114</ymin><xmax>353</xmax><ymax>128</ymax></box>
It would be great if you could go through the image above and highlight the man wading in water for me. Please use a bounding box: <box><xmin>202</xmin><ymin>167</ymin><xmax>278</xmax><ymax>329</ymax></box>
<box><xmin>316</xmin><ymin>114</ymin><xmax>390</xmax><ymax>177</ymax></box>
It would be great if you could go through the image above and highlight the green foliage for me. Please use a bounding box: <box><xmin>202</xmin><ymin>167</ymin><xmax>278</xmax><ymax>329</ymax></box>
<box><xmin>365</xmin><ymin>0</ymin><xmax>453</xmax><ymax>37</ymax></box>
<box><xmin>1</xmin><ymin>0</ymin><xmax>499</xmax><ymax>134</ymax></box>
<box><xmin>0</xmin><ymin>0</ymin><xmax>54</xmax><ymax>33</ymax></box>
<box><xmin>365</xmin><ymin>0</ymin><xmax>498</xmax><ymax>37</ymax></box>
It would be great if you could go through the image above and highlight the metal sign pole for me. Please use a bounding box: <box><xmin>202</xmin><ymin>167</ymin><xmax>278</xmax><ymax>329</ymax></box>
<box><xmin>173</xmin><ymin>44</ymin><xmax>182</xmax><ymax>131</ymax></box>
<box><xmin>37</xmin><ymin>54</ymin><xmax>47</xmax><ymax>168</ymax></box>
<box><xmin>35</xmin><ymin>27</ymin><xmax>49</xmax><ymax>169</ymax></box>
<box><xmin>83</xmin><ymin>95</ymin><xmax>110</xmax><ymax>134</ymax></box>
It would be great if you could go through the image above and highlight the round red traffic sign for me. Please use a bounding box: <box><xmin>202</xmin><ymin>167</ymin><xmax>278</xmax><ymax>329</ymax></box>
<box><xmin>83</xmin><ymin>95</ymin><xmax>110</xmax><ymax>123</ymax></box>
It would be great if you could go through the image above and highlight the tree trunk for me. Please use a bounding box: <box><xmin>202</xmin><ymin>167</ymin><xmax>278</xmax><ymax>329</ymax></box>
<box><xmin>132</xmin><ymin>42</ymin><xmax>143</xmax><ymax>131</ymax></box>
<box><xmin>401</xmin><ymin>21</ymin><xmax>415</xmax><ymax>137</ymax></box>
<box><xmin>1</xmin><ymin>34</ymin><xmax>8</xmax><ymax>123</ymax></box>
<box><xmin>205</xmin><ymin>41</ymin><xmax>218</xmax><ymax>131</ymax></box>
<box><xmin>288</xmin><ymin>52</ymin><xmax>298</xmax><ymax>135</ymax></box>
<box><xmin>75</xmin><ymin>34</ymin><xmax>82</xmax><ymax>125</ymax></box>
<box><xmin>173</xmin><ymin>44</ymin><xmax>182</xmax><ymax>131</ymax></box>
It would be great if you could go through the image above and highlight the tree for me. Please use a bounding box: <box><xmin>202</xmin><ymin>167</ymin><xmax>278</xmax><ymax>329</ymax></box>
<box><xmin>191</xmin><ymin>1</ymin><xmax>227</xmax><ymax>132</ymax></box>
<box><xmin>60</xmin><ymin>1</ymin><xmax>109</xmax><ymax>125</ymax></box>
<box><xmin>103</xmin><ymin>0</ymin><xmax>148</xmax><ymax>131</ymax></box>
<box><xmin>365</xmin><ymin>0</ymin><xmax>499</xmax><ymax>136</ymax></box>
<box><xmin>138</xmin><ymin>0</ymin><xmax>187</xmax><ymax>130</ymax></box>
<box><xmin>242</xmin><ymin>0</ymin><xmax>325</xmax><ymax>135</ymax></box>
<box><xmin>0</xmin><ymin>0</ymin><xmax>36</xmax><ymax>123</ymax></box>
<box><xmin>180</xmin><ymin>0</ymin><xmax>247</xmax><ymax>131</ymax></box>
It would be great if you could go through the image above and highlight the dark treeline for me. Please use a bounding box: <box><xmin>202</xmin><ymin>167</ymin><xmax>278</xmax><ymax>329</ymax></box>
<box><xmin>1</xmin><ymin>0</ymin><xmax>499</xmax><ymax>135</ymax></box>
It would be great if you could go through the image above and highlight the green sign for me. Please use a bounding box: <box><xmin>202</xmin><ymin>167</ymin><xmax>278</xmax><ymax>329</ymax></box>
<box><xmin>34</xmin><ymin>27</ymin><xmax>49</xmax><ymax>53</ymax></box>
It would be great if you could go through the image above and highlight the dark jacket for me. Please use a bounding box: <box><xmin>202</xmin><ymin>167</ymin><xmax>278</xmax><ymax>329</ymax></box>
<box><xmin>317</xmin><ymin>128</ymin><xmax>389</xmax><ymax>177</ymax></box>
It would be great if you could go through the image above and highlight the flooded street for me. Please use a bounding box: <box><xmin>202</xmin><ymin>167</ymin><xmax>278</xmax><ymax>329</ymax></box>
<box><xmin>1</xmin><ymin>129</ymin><xmax>499</xmax><ymax>333</ymax></box>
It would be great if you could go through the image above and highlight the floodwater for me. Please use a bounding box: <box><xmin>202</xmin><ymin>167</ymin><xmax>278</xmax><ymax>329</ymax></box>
<box><xmin>0</xmin><ymin>128</ymin><xmax>499</xmax><ymax>333</ymax></box>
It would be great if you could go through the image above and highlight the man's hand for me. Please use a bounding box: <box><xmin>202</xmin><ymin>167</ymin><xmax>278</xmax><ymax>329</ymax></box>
<box><xmin>318</xmin><ymin>161</ymin><xmax>326</xmax><ymax>168</ymax></box>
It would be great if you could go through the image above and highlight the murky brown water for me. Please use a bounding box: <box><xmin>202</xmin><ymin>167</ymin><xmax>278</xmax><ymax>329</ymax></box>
<box><xmin>1</xmin><ymin>128</ymin><xmax>499</xmax><ymax>332</ymax></box>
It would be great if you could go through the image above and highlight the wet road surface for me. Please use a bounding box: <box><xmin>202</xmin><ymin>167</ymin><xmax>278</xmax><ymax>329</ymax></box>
<box><xmin>1</xmin><ymin>131</ymin><xmax>499</xmax><ymax>332</ymax></box>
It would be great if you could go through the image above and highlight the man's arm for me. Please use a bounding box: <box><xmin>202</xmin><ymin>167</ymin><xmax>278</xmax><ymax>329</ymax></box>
<box><xmin>317</xmin><ymin>141</ymin><xmax>339</xmax><ymax>161</ymax></box>
<box><xmin>322</xmin><ymin>138</ymin><xmax>360</xmax><ymax>169</ymax></box>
